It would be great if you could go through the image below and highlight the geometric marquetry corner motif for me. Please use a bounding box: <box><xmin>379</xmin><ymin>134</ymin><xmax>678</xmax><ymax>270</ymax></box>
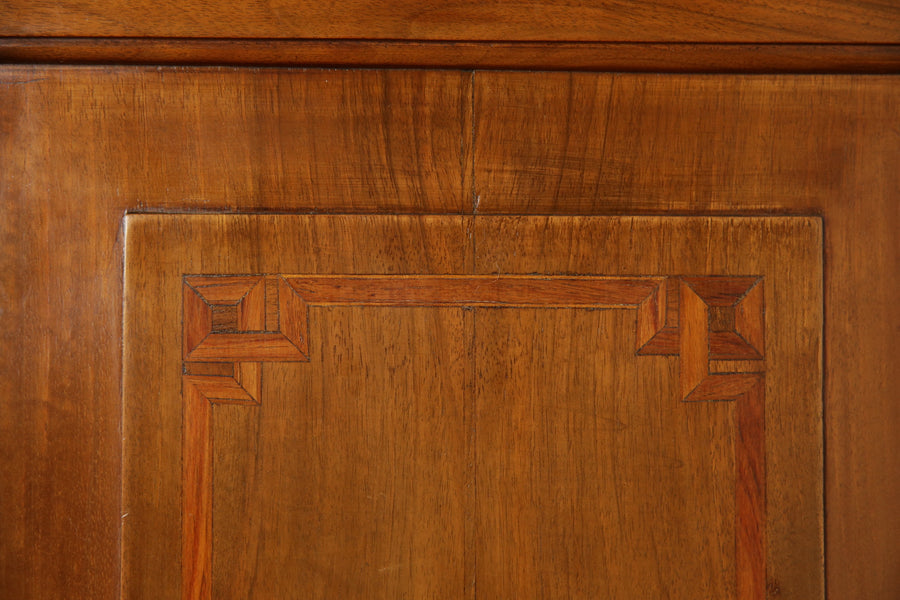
<box><xmin>638</xmin><ymin>275</ymin><xmax>767</xmax><ymax>600</ymax></box>
<box><xmin>183</xmin><ymin>275</ymin><xmax>309</xmax><ymax>404</ymax></box>
<box><xmin>181</xmin><ymin>275</ymin><xmax>310</xmax><ymax>600</ymax></box>
<box><xmin>636</xmin><ymin>275</ymin><xmax>767</xmax><ymax>600</ymax></box>
<box><xmin>637</xmin><ymin>276</ymin><xmax>766</xmax><ymax>402</ymax></box>
<box><xmin>183</xmin><ymin>275</ymin><xmax>308</xmax><ymax>362</ymax></box>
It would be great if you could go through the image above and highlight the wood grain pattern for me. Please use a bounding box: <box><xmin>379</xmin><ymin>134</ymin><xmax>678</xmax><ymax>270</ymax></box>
<box><xmin>124</xmin><ymin>215</ymin><xmax>473</xmax><ymax>599</ymax></box>
<box><xmin>3</xmin><ymin>39</ymin><xmax>900</xmax><ymax>73</ymax></box>
<box><xmin>180</xmin><ymin>273</ymin><xmax>768</xmax><ymax>598</ymax></box>
<box><xmin>474</xmin><ymin>216</ymin><xmax>821</xmax><ymax>598</ymax></box>
<box><xmin>736</xmin><ymin>380</ymin><xmax>766</xmax><ymax>600</ymax></box>
<box><xmin>184</xmin><ymin>276</ymin><xmax>309</xmax><ymax>361</ymax></box>
<box><xmin>0</xmin><ymin>67</ymin><xmax>470</xmax><ymax>215</ymax></box>
<box><xmin>183</xmin><ymin>360</ymin><xmax>262</xmax><ymax>599</ymax></box>
<box><xmin>474</xmin><ymin>307</ymin><xmax>738</xmax><ymax>597</ymax></box>
<box><xmin>1</xmin><ymin>0</ymin><xmax>899</xmax><ymax>42</ymax></box>
<box><xmin>1</xmin><ymin>67</ymin><xmax>894</xmax><ymax>599</ymax></box>
<box><xmin>474</xmin><ymin>73</ymin><xmax>895</xmax><ymax>215</ymax></box>
<box><xmin>185</xmin><ymin>274</ymin><xmax>767</xmax><ymax>396</ymax></box>
<box><xmin>218</xmin><ymin>306</ymin><xmax>470</xmax><ymax>598</ymax></box>
<box><xmin>123</xmin><ymin>214</ymin><xmax>817</xmax><ymax>599</ymax></box>
<box><xmin>473</xmin><ymin>72</ymin><xmax>898</xmax><ymax>598</ymax></box>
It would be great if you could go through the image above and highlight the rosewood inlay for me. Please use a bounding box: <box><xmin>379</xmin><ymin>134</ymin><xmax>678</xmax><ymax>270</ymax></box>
<box><xmin>182</xmin><ymin>274</ymin><xmax>766</xmax><ymax>600</ymax></box>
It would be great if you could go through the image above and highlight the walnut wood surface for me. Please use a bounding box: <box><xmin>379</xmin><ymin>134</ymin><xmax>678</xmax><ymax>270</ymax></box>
<box><xmin>123</xmin><ymin>215</ymin><xmax>473</xmax><ymax>599</ymax></box>
<box><xmin>475</xmin><ymin>72</ymin><xmax>896</xmax><ymax>215</ymax></box>
<box><xmin>1</xmin><ymin>0</ymin><xmax>899</xmax><ymax>42</ymax></box>
<box><xmin>176</xmin><ymin>272</ymin><xmax>769</xmax><ymax>598</ymax></box>
<box><xmin>0</xmin><ymin>67</ymin><xmax>896</xmax><ymax>599</ymax></box>
<box><xmin>2</xmin><ymin>68</ymin><xmax>470</xmax><ymax>214</ymax></box>
<box><xmin>473</xmin><ymin>216</ymin><xmax>821</xmax><ymax>598</ymax></box>
<box><xmin>473</xmin><ymin>72</ymin><xmax>899</xmax><ymax>598</ymax></box>
<box><xmin>3</xmin><ymin>39</ymin><xmax>900</xmax><ymax>73</ymax></box>
<box><xmin>122</xmin><ymin>214</ymin><xmax>818</xmax><ymax>599</ymax></box>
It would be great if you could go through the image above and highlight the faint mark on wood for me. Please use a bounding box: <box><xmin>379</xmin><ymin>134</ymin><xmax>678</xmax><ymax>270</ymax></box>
<box><xmin>0</xmin><ymin>77</ymin><xmax>48</xmax><ymax>86</ymax></box>
<box><xmin>182</xmin><ymin>274</ymin><xmax>766</xmax><ymax>600</ymax></box>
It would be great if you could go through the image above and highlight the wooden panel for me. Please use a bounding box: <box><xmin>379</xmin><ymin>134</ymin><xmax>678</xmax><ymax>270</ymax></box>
<box><xmin>475</xmin><ymin>307</ymin><xmax>737</xmax><ymax>597</ymax></box>
<box><xmin>1</xmin><ymin>67</ymin><xmax>896</xmax><ymax>599</ymax></box>
<box><xmin>210</xmin><ymin>306</ymin><xmax>469</xmax><ymax>598</ymax></box>
<box><xmin>178</xmin><ymin>273</ymin><xmax>770</xmax><ymax>598</ymax></box>
<box><xmin>475</xmin><ymin>216</ymin><xmax>822</xmax><ymax>599</ymax></box>
<box><xmin>474</xmin><ymin>72</ymin><xmax>897</xmax><ymax>214</ymax></box>
<box><xmin>474</xmin><ymin>72</ymin><xmax>900</xmax><ymax>599</ymax></box>
<box><xmin>123</xmin><ymin>214</ymin><xmax>819</xmax><ymax>599</ymax></box>
<box><xmin>2</xmin><ymin>0</ymin><xmax>899</xmax><ymax>42</ymax></box>
<box><xmin>0</xmin><ymin>66</ymin><xmax>470</xmax><ymax>214</ymax></box>
<box><xmin>0</xmin><ymin>67</ymin><xmax>468</xmax><ymax>599</ymax></box>
<box><xmin>3</xmin><ymin>39</ymin><xmax>900</xmax><ymax>73</ymax></box>
<box><xmin>122</xmin><ymin>215</ymin><xmax>472</xmax><ymax>599</ymax></box>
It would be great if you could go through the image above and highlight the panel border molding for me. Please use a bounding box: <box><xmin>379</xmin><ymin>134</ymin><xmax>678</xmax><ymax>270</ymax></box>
<box><xmin>3</xmin><ymin>40</ymin><xmax>900</xmax><ymax>73</ymax></box>
<box><xmin>182</xmin><ymin>273</ymin><xmax>766</xmax><ymax>600</ymax></box>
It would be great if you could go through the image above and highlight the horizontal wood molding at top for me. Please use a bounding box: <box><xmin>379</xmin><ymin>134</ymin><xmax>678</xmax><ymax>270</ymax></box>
<box><xmin>2</xmin><ymin>39</ymin><xmax>900</xmax><ymax>72</ymax></box>
<box><xmin>181</xmin><ymin>273</ymin><xmax>767</xmax><ymax>600</ymax></box>
<box><xmin>2</xmin><ymin>0</ymin><xmax>899</xmax><ymax>43</ymax></box>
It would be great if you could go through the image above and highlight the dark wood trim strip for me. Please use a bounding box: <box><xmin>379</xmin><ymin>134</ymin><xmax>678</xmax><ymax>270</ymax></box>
<box><xmin>3</xmin><ymin>38</ymin><xmax>900</xmax><ymax>73</ymax></box>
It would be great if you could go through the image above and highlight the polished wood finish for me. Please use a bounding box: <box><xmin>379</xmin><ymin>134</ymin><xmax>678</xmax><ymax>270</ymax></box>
<box><xmin>177</xmin><ymin>273</ymin><xmax>771</xmax><ymax>597</ymax></box>
<box><xmin>3</xmin><ymin>39</ymin><xmax>900</xmax><ymax>73</ymax></box>
<box><xmin>473</xmin><ymin>216</ymin><xmax>821</xmax><ymax>598</ymax></box>
<box><xmin>474</xmin><ymin>71</ymin><xmax>899</xmax><ymax>598</ymax></box>
<box><xmin>125</xmin><ymin>216</ymin><xmax>473</xmax><ymax>599</ymax></box>
<box><xmin>124</xmin><ymin>214</ymin><xmax>818</xmax><ymax>599</ymax></box>
<box><xmin>1</xmin><ymin>67</ymin><xmax>896</xmax><ymax>599</ymax></box>
<box><xmin>475</xmin><ymin>72</ymin><xmax>895</xmax><ymax>215</ymax></box>
<box><xmin>0</xmin><ymin>67</ymin><xmax>469</xmax><ymax>600</ymax></box>
<box><xmin>2</xmin><ymin>1</ymin><xmax>899</xmax><ymax>42</ymax></box>
<box><xmin>0</xmin><ymin>67</ymin><xmax>469</xmax><ymax>213</ymax></box>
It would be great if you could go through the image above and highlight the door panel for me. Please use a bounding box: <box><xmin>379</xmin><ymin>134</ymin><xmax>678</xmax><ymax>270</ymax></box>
<box><xmin>3</xmin><ymin>67</ymin><xmax>893</xmax><ymax>599</ymax></box>
<box><xmin>123</xmin><ymin>214</ymin><xmax>821</xmax><ymax>599</ymax></box>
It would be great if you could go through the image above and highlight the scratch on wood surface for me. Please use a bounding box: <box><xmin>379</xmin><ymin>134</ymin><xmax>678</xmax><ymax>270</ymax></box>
<box><xmin>0</xmin><ymin>78</ymin><xmax>47</xmax><ymax>86</ymax></box>
<box><xmin>377</xmin><ymin>564</ymin><xmax>403</xmax><ymax>573</ymax></box>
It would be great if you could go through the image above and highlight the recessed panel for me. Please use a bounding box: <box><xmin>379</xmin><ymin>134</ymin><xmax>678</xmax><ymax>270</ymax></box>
<box><xmin>123</xmin><ymin>215</ymin><xmax>822</xmax><ymax>599</ymax></box>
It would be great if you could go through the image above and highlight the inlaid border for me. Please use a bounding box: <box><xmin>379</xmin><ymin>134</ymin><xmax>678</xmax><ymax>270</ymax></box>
<box><xmin>182</xmin><ymin>274</ymin><xmax>766</xmax><ymax>600</ymax></box>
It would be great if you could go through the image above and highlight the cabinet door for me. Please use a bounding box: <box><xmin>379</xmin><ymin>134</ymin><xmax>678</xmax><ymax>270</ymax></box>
<box><xmin>123</xmin><ymin>214</ymin><xmax>822</xmax><ymax>599</ymax></box>
<box><xmin>2</xmin><ymin>68</ymin><xmax>896</xmax><ymax>600</ymax></box>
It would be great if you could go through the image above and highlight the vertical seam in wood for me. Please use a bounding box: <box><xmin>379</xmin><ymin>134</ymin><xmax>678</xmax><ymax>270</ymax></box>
<box><xmin>118</xmin><ymin>217</ymin><xmax>129</xmax><ymax>600</ymax></box>
<box><xmin>464</xmin><ymin>307</ymin><xmax>477</xmax><ymax>600</ymax></box>
<box><xmin>818</xmin><ymin>216</ymin><xmax>828</xmax><ymax>600</ymax></box>
<box><xmin>470</xmin><ymin>71</ymin><xmax>478</xmax><ymax>215</ymax></box>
